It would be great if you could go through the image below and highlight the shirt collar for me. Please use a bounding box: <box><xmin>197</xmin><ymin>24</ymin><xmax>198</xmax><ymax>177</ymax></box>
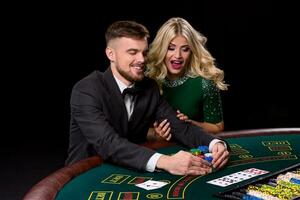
<box><xmin>113</xmin><ymin>75</ymin><xmax>135</xmax><ymax>93</ymax></box>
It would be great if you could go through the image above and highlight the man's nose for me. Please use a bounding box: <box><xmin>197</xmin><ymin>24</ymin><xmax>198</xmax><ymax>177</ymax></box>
<box><xmin>137</xmin><ymin>52</ymin><xmax>145</xmax><ymax>63</ymax></box>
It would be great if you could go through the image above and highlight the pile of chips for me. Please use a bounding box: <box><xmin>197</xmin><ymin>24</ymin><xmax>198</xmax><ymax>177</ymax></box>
<box><xmin>243</xmin><ymin>169</ymin><xmax>300</xmax><ymax>200</ymax></box>
<box><xmin>190</xmin><ymin>145</ymin><xmax>213</xmax><ymax>164</ymax></box>
<box><xmin>215</xmin><ymin>164</ymin><xmax>300</xmax><ymax>200</ymax></box>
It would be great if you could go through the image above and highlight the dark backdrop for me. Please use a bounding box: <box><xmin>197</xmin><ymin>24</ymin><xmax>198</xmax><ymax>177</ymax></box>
<box><xmin>2</xmin><ymin>1</ymin><xmax>299</xmax><ymax>199</ymax></box>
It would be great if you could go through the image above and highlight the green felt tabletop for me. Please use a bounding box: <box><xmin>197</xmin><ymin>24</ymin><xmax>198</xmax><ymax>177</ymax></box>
<box><xmin>56</xmin><ymin>134</ymin><xmax>300</xmax><ymax>200</ymax></box>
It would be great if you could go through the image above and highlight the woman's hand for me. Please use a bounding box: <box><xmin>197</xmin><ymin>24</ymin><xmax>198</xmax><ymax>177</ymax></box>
<box><xmin>154</xmin><ymin>110</ymin><xmax>190</xmax><ymax>141</ymax></box>
<box><xmin>176</xmin><ymin>110</ymin><xmax>190</xmax><ymax>122</ymax></box>
<box><xmin>153</xmin><ymin>119</ymin><xmax>172</xmax><ymax>141</ymax></box>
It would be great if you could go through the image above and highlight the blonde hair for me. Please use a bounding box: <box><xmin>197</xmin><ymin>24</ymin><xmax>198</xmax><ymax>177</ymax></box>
<box><xmin>146</xmin><ymin>17</ymin><xmax>228</xmax><ymax>90</ymax></box>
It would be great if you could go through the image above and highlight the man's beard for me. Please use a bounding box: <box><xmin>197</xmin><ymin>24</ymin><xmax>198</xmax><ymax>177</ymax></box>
<box><xmin>116</xmin><ymin>65</ymin><xmax>144</xmax><ymax>83</ymax></box>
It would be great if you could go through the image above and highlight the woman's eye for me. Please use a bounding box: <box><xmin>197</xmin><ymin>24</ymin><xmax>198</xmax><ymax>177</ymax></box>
<box><xmin>182</xmin><ymin>47</ymin><xmax>190</xmax><ymax>52</ymax></box>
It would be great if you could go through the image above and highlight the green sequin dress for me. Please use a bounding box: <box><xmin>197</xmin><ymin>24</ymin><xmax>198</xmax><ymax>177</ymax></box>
<box><xmin>162</xmin><ymin>76</ymin><xmax>223</xmax><ymax>123</ymax></box>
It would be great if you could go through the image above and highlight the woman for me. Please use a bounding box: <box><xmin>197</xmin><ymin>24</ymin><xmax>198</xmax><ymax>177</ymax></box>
<box><xmin>147</xmin><ymin>17</ymin><xmax>228</xmax><ymax>139</ymax></box>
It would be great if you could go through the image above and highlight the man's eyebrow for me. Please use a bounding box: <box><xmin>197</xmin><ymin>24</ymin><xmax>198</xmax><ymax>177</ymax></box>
<box><xmin>126</xmin><ymin>48</ymin><xmax>149</xmax><ymax>53</ymax></box>
<box><xmin>126</xmin><ymin>48</ymin><xmax>139</xmax><ymax>52</ymax></box>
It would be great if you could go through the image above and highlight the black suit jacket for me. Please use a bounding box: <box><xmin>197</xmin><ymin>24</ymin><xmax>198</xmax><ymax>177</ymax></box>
<box><xmin>66</xmin><ymin>68</ymin><xmax>218</xmax><ymax>170</ymax></box>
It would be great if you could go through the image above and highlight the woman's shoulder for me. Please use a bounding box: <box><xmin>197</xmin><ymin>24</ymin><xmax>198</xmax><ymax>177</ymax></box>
<box><xmin>190</xmin><ymin>76</ymin><xmax>213</xmax><ymax>85</ymax></box>
<box><xmin>190</xmin><ymin>76</ymin><xmax>218</xmax><ymax>91</ymax></box>
<box><xmin>189</xmin><ymin>76</ymin><xmax>208</xmax><ymax>86</ymax></box>
<box><xmin>190</xmin><ymin>76</ymin><xmax>204</xmax><ymax>82</ymax></box>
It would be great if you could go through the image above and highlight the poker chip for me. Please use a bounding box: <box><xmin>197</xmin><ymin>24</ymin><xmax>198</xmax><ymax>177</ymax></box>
<box><xmin>290</xmin><ymin>178</ymin><xmax>300</xmax><ymax>185</ymax></box>
<box><xmin>190</xmin><ymin>148</ymin><xmax>201</xmax><ymax>156</ymax></box>
<box><xmin>197</xmin><ymin>145</ymin><xmax>209</xmax><ymax>154</ymax></box>
<box><xmin>204</xmin><ymin>153</ymin><xmax>212</xmax><ymax>157</ymax></box>
<box><xmin>215</xmin><ymin>164</ymin><xmax>300</xmax><ymax>200</ymax></box>
<box><xmin>204</xmin><ymin>153</ymin><xmax>213</xmax><ymax>163</ymax></box>
<box><xmin>190</xmin><ymin>146</ymin><xmax>214</xmax><ymax>164</ymax></box>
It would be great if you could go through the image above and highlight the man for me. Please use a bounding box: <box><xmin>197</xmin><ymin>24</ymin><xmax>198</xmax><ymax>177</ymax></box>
<box><xmin>66</xmin><ymin>20</ymin><xmax>229</xmax><ymax>175</ymax></box>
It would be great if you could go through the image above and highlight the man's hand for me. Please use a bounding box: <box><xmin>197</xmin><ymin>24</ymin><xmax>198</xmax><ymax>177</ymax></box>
<box><xmin>211</xmin><ymin>142</ymin><xmax>230</xmax><ymax>170</ymax></box>
<box><xmin>156</xmin><ymin>150</ymin><xmax>212</xmax><ymax>175</ymax></box>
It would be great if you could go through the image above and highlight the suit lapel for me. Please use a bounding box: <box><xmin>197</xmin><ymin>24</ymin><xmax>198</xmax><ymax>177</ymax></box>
<box><xmin>129</xmin><ymin>81</ymin><xmax>149</xmax><ymax>127</ymax></box>
<box><xmin>103</xmin><ymin>68</ymin><xmax>129</xmax><ymax>134</ymax></box>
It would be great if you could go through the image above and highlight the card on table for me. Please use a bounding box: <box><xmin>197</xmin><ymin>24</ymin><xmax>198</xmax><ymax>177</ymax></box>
<box><xmin>207</xmin><ymin>168</ymin><xmax>269</xmax><ymax>187</ymax></box>
<box><xmin>135</xmin><ymin>180</ymin><xmax>168</xmax><ymax>190</ymax></box>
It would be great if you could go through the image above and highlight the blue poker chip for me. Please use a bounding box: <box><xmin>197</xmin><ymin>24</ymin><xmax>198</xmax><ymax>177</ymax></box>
<box><xmin>197</xmin><ymin>145</ymin><xmax>209</xmax><ymax>154</ymax></box>
<box><xmin>205</xmin><ymin>157</ymin><xmax>213</xmax><ymax>163</ymax></box>
<box><xmin>204</xmin><ymin>153</ymin><xmax>213</xmax><ymax>163</ymax></box>
<box><xmin>290</xmin><ymin>177</ymin><xmax>300</xmax><ymax>185</ymax></box>
<box><xmin>242</xmin><ymin>194</ymin><xmax>263</xmax><ymax>200</ymax></box>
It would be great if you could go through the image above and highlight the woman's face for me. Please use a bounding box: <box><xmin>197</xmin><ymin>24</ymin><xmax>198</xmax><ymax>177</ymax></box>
<box><xmin>164</xmin><ymin>35</ymin><xmax>191</xmax><ymax>80</ymax></box>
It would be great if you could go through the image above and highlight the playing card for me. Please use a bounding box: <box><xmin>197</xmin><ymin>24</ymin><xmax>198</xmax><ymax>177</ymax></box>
<box><xmin>135</xmin><ymin>180</ymin><xmax>168</xmax><ymax>190</ymax></box>
<box><xmin>230</xmin><ymin>171</ymin><xmax>256</xmax><ymax>180</ymax></box>
<box><xmin>207</xmin><ymin>168</ymin><xmax>269</xmax><ymax>187</ymax></box>
<box><xmin>243</xmin><ymin>168</ymin><xmax>269</xmax><ymax>176</ymax></box>
<box><xmin>207</xmin><ymin>176</ymin><xmax>238</xmax><ymax>187</ymax></box>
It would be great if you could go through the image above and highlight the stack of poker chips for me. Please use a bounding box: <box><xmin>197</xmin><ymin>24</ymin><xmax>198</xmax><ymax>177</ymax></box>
<box><xmin>217</xmin><ymin>166</ymin><xmax>300</xmax><ymax>200</ymax></box>
<box><xmin>190</xmin><ymin>146</ymin><xmax>213</xmax><ymax>164</ymax></box>
<box><xmin>242</xmin><ymin>170</ymin><xmax>300</xmax><ymax>200</ymax></box>
<box><xmin>221</xmin><ymin>168</ymin><xmax>300</xmax><ymax>200</ymax></box>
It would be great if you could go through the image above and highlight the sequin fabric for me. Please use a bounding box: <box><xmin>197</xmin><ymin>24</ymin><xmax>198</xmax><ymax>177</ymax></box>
<box><xmin>162</xmin><ymin>76</ymin><xmax>223</xmax><ymax>123</ymax></box>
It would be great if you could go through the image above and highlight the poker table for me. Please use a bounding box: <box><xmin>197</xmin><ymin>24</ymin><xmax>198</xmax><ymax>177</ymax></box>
<box><xmin>23</xmin><ymin>128</ymin><xmax>300</xmax><ymax>200</ymax></box>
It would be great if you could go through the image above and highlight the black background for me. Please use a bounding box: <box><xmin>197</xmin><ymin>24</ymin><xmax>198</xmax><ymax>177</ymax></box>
<box><xmin>2</xmin><ymin>1</ymin><xmax>299</xmax><ymax>199</ymax></box>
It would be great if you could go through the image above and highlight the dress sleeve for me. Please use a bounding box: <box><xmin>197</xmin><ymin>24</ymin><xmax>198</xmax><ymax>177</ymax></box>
<box><xmin>202</xmin><ymin>79</ymin><xmax>223</xmax><ymax>123</ymax></box>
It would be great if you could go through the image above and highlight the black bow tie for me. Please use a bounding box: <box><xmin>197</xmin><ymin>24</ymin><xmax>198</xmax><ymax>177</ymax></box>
<box><xmin>122</xmin><ymin>87</ymin><xmax>139</xmax><ymax>98</ymax></box>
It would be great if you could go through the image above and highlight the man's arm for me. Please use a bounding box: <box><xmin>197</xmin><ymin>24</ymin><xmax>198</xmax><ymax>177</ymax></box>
<box><xmin>153</xmin><ymin>91</ymin><xmax>229</xmax><ymax>174</ymax></box>
<box><xmin>154</xmin><ymin>95</ymin><xmax>217</xmax><ymax>147</ymax></box>
<box><xmin>70</xmin><ymin>81</ymin><xmax>156</xmax><ymax>170</ymax></box>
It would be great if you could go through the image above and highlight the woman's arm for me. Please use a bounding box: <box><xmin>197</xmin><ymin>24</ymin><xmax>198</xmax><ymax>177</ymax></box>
<box><xmin>188</xmin><ymin>120</ymin><xmax>224</xmax><ymax>134</ymax></box>
<box><xmin>177</xmin><ymin>110</ymin><xmax>224</xmax><ymax>134</ymax></box>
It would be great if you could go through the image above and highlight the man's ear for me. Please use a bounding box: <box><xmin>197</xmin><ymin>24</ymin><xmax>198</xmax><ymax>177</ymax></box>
<box><xmin>105</xmin><ymin>47</ymin><xmax>115</xmax><ymax>62</ymax></box>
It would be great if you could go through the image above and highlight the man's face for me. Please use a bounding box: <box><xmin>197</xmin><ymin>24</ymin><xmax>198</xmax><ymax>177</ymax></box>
<box><xmin>107</xmin><ymin>37</ymin><xmax>148</xmax><ymax>85</ymax></box>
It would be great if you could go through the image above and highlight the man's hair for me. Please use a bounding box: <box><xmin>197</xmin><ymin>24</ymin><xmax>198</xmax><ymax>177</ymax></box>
<box><xmin>105</xmin><ymin>21</ymin><xmax>150</xmax><ymax>44</ymax></box>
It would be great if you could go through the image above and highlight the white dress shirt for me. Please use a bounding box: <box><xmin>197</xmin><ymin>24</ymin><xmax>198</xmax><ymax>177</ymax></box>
<box><xmin>113</xmin><ymin>76</ymin><xmax>135</xmax><ymax>119</ymax></box>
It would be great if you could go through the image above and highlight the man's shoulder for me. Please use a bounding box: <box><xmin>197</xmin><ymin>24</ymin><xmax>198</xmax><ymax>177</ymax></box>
<box><xmin>142</xmin><ymin>76</ymin><xmax>154</xmax><ymax>82</ymax></box>
<box><xmin>73</xmin><ymin>70</ymin><xmax>104</xmax><ymax>90</ymax></box>
<box><xmin>140</xmin><ymin>76</ymin><xmax>157</xmax><ymax>86</ymax></box>
<box><xmin>136</xmin><ymin>76</ymin><xmax>160</xmax><ymax>92</ymax></box>
<box><xmin>81</xmin><ymin>70</ymin><xmax>103</xmax><ymax>82</ymax></box>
